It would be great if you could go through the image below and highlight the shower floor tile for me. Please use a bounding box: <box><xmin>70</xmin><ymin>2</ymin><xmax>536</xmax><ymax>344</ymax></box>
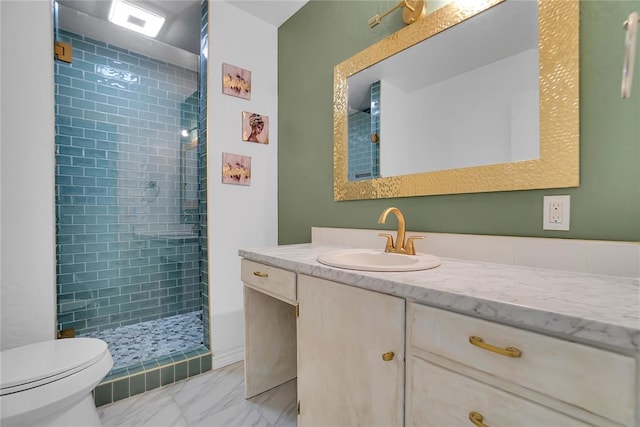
<box><xmin>82</xmin><ymin>311</ymin><xmax>204</xmax><ymax>371</ymax></box>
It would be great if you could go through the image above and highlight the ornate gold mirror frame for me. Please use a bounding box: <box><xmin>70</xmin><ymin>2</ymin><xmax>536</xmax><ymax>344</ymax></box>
<box><xmin>333</xmin><ymin>0</ymin><xmax>579</xmax><ymax>201</ymax></box>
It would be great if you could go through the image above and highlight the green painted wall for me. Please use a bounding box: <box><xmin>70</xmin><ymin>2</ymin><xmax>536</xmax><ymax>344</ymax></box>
<box><xmin>278</xmin><ymin>1</ymin><xmax>640</xmax><ymax>244</ymax></box>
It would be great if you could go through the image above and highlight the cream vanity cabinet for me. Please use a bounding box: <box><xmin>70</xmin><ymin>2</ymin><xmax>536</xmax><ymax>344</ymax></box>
<box><xmin>406</xmin><ymin>303</ymin><xmax>637</xmax><ymax>427</ymax></box>
<box><xmin>297</xmin><ymin>275</ymin><xmax>405</xmax><ymax>426</ymax></box>
<box><xmin>242</xmin><ymin>258</ymin><xmax>637</xmax><ymax>426</ymax></box>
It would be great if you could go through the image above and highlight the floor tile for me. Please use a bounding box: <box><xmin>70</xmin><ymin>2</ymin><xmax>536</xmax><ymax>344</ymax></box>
<box><xmin>98</xmin><ymin>362</ymin><xmax>297</xmax><ymax>427</ymax></box>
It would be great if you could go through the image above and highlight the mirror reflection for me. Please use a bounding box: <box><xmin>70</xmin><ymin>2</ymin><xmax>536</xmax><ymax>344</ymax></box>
<box><xmin>348</xmin><ymin>0</ymin><xmax>538</xmax><ymax>181</ymax></box>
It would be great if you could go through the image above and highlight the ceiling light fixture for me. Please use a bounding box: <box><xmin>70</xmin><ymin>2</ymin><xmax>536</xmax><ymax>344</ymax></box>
<box><xmin>108</xmin><ymin>0</ymin><xmax>165</xmax><ymax>38</ymax></box>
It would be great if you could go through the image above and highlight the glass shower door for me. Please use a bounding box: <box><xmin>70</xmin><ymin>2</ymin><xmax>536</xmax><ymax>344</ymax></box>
<box><xmin>54</xmin><ymin>25</ymin><xmax>207</xmax><ymax>374</ymax></box>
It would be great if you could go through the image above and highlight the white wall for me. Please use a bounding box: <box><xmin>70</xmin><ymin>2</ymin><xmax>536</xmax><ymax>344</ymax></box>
<box><xmin>0</xmin><ymin>1</ymin><xmax>57</xmax><ymax>350</ymax></box>
<box><xmin>208</xmin><ymin>1</ymin><xmax>279</xmax><ymax>367</ymax></box>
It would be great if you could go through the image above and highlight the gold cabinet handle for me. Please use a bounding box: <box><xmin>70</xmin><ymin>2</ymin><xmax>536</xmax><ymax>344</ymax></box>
<box><xmin>381</xmin><ymin>351</ymin><xmax>395</xmax><ymax>361</ymax></box>
<box><xmin>253</xmin><ymin>271</ymin><xmax>269</xmax><ymax>278</ymax></box>
<box><xmin>469</xmin><ymin>411</ymin><xmax>489</xmax><ymax>427</ymax></box>
<box><xmin>469</xmin><ymin>336</ymin><xmax>522</xmax><ymax>358</ymax></box>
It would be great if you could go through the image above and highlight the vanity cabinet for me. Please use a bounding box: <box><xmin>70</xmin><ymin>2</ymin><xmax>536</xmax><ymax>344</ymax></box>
<box><xmin>240</xmin><ymin>252</ymin><xmax>638</xmax><ymax>427</ymax></box>
<box><xmin>406</xmin><ymin>303</ymin><xmax>637</xmax><ymax>427</ymax></box>
<box><xmin>296</xmin><ymin>274</ymin><xmax>405</xmax><ymax>426</ymax></box>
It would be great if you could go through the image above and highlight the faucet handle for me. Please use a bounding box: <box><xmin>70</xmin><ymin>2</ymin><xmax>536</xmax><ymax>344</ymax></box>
<box><xmin>405</xmin><ymin>235</ymin><xmax>425</xmax><ymax>255</ymax></box>
<box><xmin>377</xmin><ymin>233</ymin><xmax>395</xmax><ymax>253</ymax></box>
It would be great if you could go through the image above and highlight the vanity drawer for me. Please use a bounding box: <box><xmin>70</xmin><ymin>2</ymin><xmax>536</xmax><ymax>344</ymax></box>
<box><xmin>406</xmin><ymin>356</ymin><xmax>590</xmax><ymax>427</ymax></box>
<box><xmin>241</xmin><ymin>259</ymin><xmax>296</xmax><ymax>304</ymax></box>
<box><xmin>407</xmin><ymin>303</ymin><xmax>636</xmax><ymax>426</ymax></box>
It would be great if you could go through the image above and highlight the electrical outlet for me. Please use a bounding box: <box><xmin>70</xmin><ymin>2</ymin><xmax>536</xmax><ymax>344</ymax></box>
<box><xmin>543</xmin><ymin>195</ymin><xmax>570</xmax><ymax>231</ymax></box>
<box><xmin>549</xmin><ymin>201</ymin><xmax>562</xmax><ymax>223</ymax></box>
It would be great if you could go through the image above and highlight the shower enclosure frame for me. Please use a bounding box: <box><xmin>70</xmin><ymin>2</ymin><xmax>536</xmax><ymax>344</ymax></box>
<box><xmin>53</xmin><ymin>0</ymin><xmax>211</xmax><ymax>406</ymax></box>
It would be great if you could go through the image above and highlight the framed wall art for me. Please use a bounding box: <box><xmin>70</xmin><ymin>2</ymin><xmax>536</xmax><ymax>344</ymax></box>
<box><xmin>222</xmin><ymin>152</ymin><xmax>251</xmax><ymax>186</ymax></box>
<box><xmin>242</xmin><ymin>111</ymin><xmax>269</xmax><ymax>144</ymax></box>
<box><xmin>222</xmin><ymin>63</ymin><xmax>251</xmax><ymax>100</ymax></box>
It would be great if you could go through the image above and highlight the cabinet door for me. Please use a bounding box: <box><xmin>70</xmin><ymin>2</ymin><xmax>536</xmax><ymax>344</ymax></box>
<box><xmin>297</xmin><ymin>274</ymin><xmax>405</xmax><ymax>426</ymax></box>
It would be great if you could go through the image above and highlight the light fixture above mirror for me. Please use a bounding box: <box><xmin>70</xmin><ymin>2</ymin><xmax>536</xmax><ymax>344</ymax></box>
<box><xmin>368</xmin><ymin>0</ymin><xmax>427</xmax><ymax>28</ymax></box>
<box><xmin>333</xmin><ymin>0</ymin><xmax>579</xmax><ymax>201</ymax></box>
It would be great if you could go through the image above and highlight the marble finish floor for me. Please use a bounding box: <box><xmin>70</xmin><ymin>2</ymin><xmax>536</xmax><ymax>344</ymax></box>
<box><xmin>82</xmin><ymin>311</ymin><xmax>204</xmax><ymax>370</ymax></box>
<box><xmin>98</xmin><ymin>361</ymin><xmax>297</xmax><ymax>427</ymax></box>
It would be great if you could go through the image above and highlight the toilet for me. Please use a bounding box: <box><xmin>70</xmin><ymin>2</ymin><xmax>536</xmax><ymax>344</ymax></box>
<box><xmin>0</xmin><ymin>338</ymin><xmax>113</xmax><ymax>427</ymax></box>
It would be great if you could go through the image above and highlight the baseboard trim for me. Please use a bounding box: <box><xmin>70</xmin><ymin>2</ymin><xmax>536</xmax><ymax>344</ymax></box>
<box><xmin>212</xmin><ymin>347</ymin><xmax>244</xmax><ymax>369</ymax></box>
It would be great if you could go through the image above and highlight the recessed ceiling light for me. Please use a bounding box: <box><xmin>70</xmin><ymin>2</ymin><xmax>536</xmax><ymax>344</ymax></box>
<box><xmin>109</xmin><ymin>0</ymin><xmax>165</xmax><ymax>38</ymax></box>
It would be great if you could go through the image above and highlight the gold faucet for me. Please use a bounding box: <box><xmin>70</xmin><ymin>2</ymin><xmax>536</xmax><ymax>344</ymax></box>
<box><xmin>377</xmin><ymin>207</ymin><xmax>424</xmax><ymax>255</ymax></box>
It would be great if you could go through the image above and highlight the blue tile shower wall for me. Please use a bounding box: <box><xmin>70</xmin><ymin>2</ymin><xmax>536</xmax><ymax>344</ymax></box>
<box><xmin>55</xmin><ymin>30</ymin><xmax>203</xmax><ymax>336</ymax></box>
<box><xmin>348</xmin><ymin>81</ymin><xmax>380</xmax><ymax>181</ymax></box>
<box><xmin>348</xmin><ymin>111</ymin><xmax>372</xmax><ymax>180</ymax></box>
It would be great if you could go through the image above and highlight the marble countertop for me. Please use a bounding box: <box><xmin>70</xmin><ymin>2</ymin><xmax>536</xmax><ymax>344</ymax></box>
<box><xmin>239</xmin><ymin>244</ymin><xmax>640</xmax><ymax>353</ymax></box>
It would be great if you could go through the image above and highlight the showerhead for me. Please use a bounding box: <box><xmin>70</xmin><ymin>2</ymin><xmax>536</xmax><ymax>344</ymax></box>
<box><xmin>181</xmin><ymin>127</ymin><xmax>197</xmax><ymax>137</ymax></box>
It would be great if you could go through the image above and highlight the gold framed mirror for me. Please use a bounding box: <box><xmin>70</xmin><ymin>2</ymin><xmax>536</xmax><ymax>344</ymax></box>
<box><xmin>333</xmin><ymin>0</ymin><xmax>579</xmax><ymax>201</ymax></box>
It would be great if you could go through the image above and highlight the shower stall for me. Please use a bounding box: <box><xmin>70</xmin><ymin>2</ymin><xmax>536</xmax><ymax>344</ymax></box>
<box><xmin>53</xmin><ymin>1</ymin><xmax>210</xmax><ymax>396</ymax></box>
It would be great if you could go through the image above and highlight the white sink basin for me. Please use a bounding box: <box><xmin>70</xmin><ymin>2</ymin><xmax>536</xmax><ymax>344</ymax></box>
<box><xmin>317</xmin><ymin>249</ymin><xmax>441</xmax><ymax>272</ymax></box>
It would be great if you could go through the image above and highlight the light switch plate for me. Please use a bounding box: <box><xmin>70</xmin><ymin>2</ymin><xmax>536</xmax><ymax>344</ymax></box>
<box><xmin>543</xmin><ymin>195</ymin><xmax>570</xmax><ymax>231</ymax></box>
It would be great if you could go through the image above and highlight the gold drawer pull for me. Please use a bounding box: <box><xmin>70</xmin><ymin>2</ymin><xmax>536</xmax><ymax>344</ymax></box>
<box><xmin>469</xmin><ymin>336</ymin><xmax>522</xmax><ymax>358</ymax></box>
<box><xmin>253</xmin><ymin>271</ymin><xmax>269</xmax><ymax>278</ymax></box>
<box><xmin>469</xmin><ymin>411</ymin><xmax>489</xmax><ymax>427</ymax></box>
<box><xmin>381</xmin><ymin>351</ymin><xmax>395</xmax><ymax>361</ymax></box>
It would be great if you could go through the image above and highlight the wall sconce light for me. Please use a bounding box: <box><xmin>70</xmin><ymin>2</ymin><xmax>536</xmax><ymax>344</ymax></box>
<box><xmin>368</xmin><ymin>0</ymin><xmax>427</xmax><ymax>28</ymax></box>
<box><xmin>621</xmin><ymin>11</ymin><xmax>639</xmax><ymax>98</ymax></box>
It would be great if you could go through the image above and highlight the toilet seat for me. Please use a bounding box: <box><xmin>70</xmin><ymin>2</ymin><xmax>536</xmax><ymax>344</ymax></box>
<box><xmin>0</xmin><ymin>338</ymin><xmax>109</xmax><ymax>396</ymax></box>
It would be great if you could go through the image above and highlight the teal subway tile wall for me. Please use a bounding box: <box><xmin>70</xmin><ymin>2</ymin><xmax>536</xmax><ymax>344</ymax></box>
<box><xmin>348</xmin><ymin>80</ymin><xmax>380</xmax><ymax>180</ymax></box>
<box><xmin>55</xmin><ymin>29</ymin><xmax>201</xmax><ymax>335</ymax></box>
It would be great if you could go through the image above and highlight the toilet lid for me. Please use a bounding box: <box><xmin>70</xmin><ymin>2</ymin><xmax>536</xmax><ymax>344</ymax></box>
<box><xmin>0</xmin><ymin>338</ymin><xmax>109</xmax><ymax>395</ymax></box>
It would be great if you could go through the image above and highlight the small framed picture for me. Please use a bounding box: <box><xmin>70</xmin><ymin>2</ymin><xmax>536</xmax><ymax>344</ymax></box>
<box><xmin>222</xmin><ymin>63</ymin><xmax>251</xmax><ymax>100</ymax></box>
<box><xmin>222</xmin><ymin>152</ymin><xmax>251</xmax><ymax>186</ymax></box>
<box><xmin>242</xmin><ymin>111</ymin><xmax>269</xmax><ymax>144</ymax></box>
